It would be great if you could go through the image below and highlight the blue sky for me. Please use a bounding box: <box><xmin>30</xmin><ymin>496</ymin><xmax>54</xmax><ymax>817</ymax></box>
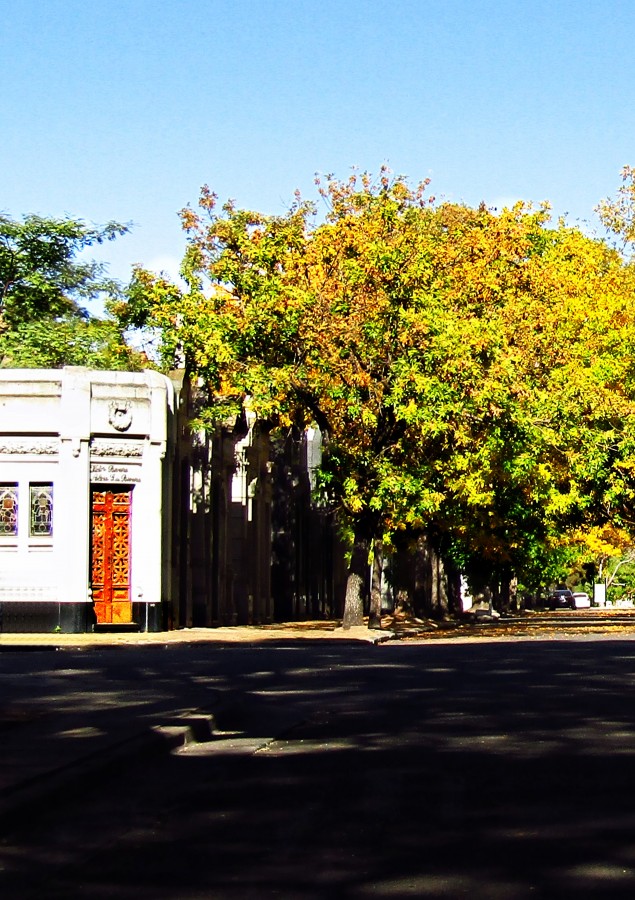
<box><xmin>2</xmin><ymin>0</ymin><xmax>634</xmax><ymax>289</ymax></box>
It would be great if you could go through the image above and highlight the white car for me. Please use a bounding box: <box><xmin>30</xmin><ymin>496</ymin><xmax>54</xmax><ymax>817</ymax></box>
<box><xmin>572</xmin><ymin>592</ymin><xmax>591</xmax><ymax>608</ymax></box>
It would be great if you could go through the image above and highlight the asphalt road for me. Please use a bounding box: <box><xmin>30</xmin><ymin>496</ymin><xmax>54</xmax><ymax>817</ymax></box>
<box><xmin>4</xmin><ymin>637</ymin><xmax>635</xmax><ymax>899</ymax></box>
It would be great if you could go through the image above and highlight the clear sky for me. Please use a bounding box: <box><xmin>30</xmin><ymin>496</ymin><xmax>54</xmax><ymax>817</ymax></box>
<box><xmin>2</xmin><ymin>0</ymin><xmax>634</xmax><ymax>289</ymax></box>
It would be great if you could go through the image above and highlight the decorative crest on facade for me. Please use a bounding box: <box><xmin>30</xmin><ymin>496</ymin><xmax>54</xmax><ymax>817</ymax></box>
<box><xmin>108</xmin><ymin>400</ymin><xmax>133</xmax><ymax>432</ymax></box>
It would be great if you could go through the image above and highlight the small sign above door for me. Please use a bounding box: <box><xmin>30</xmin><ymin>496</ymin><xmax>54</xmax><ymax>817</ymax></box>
<box><xmin>90</xmin><ymin>462</ymin><xmax>141</xmax><ymax>484</ymax></box>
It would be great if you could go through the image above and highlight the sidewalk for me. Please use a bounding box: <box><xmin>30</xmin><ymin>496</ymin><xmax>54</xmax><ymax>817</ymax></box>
<box><xmin>0</xmin><ymin>621</ymin><xmax>393</xmax><ymax>649</ymax></box>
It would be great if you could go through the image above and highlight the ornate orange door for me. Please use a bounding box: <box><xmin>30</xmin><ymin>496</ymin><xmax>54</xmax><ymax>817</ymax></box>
<box><xmin>91</xmin><ymin>488</ymin><xmax>133</xmax><ymax>624</ymax></box>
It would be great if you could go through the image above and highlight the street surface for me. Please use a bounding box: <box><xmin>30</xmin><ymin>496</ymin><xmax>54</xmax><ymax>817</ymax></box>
<box><xmin>3</xmin><ymin>635</ymin><xmax>635</xmax><ymax>898</ymax></box>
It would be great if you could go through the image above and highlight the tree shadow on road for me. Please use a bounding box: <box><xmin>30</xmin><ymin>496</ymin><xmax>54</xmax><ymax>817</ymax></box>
<box><xmin>4</xmin><ymin>639</ymin><xmax>635</xmax><ymax>898</ymax></box>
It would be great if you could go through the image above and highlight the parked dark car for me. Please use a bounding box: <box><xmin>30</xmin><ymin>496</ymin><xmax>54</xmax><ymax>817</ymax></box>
<box><xmin>547</xmin><ymin>589</ymin><xmax>576</xmax><ymax>610</ymax></box>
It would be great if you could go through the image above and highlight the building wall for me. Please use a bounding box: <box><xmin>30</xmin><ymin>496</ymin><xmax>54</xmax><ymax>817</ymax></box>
<box><xmin>0</xmin><ymin>367</ymin><xmax>174</xmax><ymax>633</ymax></box>
<box><xmin>0</xmin><ymin>368</ymin><xmax>347</xmax><ymax>632</ymax></box>
<box><xmin>173</xmin><ymin>387</ymin><xmax>347</xmax><ymax>627</ymax></box>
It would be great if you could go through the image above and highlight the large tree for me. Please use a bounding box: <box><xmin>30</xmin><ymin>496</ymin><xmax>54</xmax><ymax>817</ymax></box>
<box><xmin>0</xmin><ymin>213</ymin><xmax>142</xmax><ymax>369</ymax></box>
<box><xmin>126</xmin><ymin>171</ymin><xmax>635</xmax><ymax>624</ymax></box>
<box><xmin>432</xmin><ymin>210</ymin><xmax>635</xmax><ymax>600</ymax></box>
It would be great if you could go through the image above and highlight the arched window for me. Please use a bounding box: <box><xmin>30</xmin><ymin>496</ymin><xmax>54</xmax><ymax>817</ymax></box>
<box><xmin>0</xmin><ymin>484</ymin><xmax>18</xmax><ymax>536</ymax></box>
<box><xmin>30</xmin><ymin>484</ymin><xmax>53</xmax><ymax>536</ymax></box>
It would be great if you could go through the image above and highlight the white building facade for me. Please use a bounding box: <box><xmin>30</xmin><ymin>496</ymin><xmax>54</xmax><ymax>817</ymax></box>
<box><xmin>0</xmin><ymin>368</ymin><xmax>175</xmax><ymax>633</ymax></box>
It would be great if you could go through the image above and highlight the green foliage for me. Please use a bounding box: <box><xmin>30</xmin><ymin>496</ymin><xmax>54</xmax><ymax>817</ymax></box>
<box><xmin>0</xmin><ymin>315</ymin><xmax>145</xmax><ymax>370</ymax></box>
<box><xmin>125</xmin><ymin>168</ymin><xmax>635</xmax><ymax>608</ymax></box>
<box><xmin>0</xmin><ymin>212</ymin><xmax>140</xmax><ymax>370</ymax></box>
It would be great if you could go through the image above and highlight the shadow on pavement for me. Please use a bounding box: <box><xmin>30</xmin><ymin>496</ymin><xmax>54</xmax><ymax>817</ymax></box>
<box><xmin>3</xmin><ymin>639</ymin><xmax>635</xmax><ymax>898</ymax></box>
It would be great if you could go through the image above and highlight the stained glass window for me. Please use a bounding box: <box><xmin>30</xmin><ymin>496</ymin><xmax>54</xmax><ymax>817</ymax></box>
<box><xmin>0</xmin><ymin>485</ymin><xmax>18</xmax><ymax>536</ymax></box>
<box><xmin>30</xmin><ymin>484</ymin><xmax>53</xmax><ymax>536</ymax></box>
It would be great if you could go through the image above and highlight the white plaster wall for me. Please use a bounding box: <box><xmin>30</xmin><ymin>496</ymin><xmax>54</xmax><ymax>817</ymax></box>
<box><xmin>0</xmin><ymin>368</ymin><xmax>174</xmax><ymax>620</ymax></box>
<box><xmin>0</xmin><ymin>457</ymin><xmax>59</xmax><ymax>601</ymax></box>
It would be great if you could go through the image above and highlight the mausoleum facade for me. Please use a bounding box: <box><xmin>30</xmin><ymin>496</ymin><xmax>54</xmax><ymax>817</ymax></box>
<box><xmin>0</xmin><ymin>368</ymin><xmax>175</xmax><ymax>632</ymax></box>
<box><xmin>0</xmin><ymin>367</ymin><xmax>346</xmax><ymax>633</ymax></box>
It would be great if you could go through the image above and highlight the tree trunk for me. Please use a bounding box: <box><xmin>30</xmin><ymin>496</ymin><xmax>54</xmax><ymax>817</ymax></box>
<box><xmin>368</xmin><ymin>539</ymin><xmax>384</xmax><ymax>630</ymax></box>
<box><xmin>342</xmin><ymin>521</ymin><xmax>371</xmax><ymax>629</ymax></box>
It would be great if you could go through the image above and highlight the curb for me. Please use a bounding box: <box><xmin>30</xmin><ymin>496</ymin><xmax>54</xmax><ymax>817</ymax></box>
<box><xmin>0</xmin><ymin>625</ymin><xmax>397</xmax><ymax>648</ymax></box>
<box><xmin>0</xmin><ymin>704</ymin><xmax>225</xmax><ymax>830</ymax></box>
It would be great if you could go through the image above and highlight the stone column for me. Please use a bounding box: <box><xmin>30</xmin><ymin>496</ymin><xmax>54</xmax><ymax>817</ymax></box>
<box><xmin>58</xmin><ymin>368</ymin><xmax>91</xmax><ymax>609</ymax></box>
<box><xmin>140</xmin><ymin>373</ymin><xmax>170</xmax><ymax>629</ymax></box>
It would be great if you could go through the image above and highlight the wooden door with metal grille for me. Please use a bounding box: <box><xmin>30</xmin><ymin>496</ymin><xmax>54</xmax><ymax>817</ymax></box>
<box><xmin>91</xmin><ymin>488</ymin><xmax>133</xmax><ymax>624</ymax></box>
